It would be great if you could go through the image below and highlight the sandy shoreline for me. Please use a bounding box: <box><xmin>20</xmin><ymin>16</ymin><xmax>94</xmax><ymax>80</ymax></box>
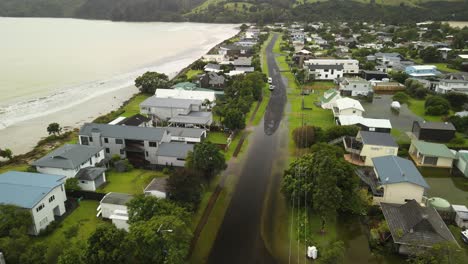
<box><xmin>0</xmin><ymin>85</ymin><xmax>137</xmax><ymax>155</ymax></box>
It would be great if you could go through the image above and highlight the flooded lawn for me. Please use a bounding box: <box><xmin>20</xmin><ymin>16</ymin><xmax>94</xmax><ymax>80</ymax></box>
<box><xmin>419</xmin><ymin>167</ymin><xmax>468</xmax><ymax>205</ymax></box>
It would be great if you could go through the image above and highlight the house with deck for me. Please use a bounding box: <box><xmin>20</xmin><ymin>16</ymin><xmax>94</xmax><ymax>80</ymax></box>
<box><xmin>332</xmin><ymin>97</ymin><xmax>365</xmax><ymax>118</ymax></box>
<box><xmin>0</xmin><ymin>171</ymin><xmax>67</xmax><ymax>235</ymax></box>
<box><xmin>381</xmin><ymin>200</ymin><xmax>458</xmax><ymax>255</ymax></box>
<box><xmin>199</xmin><ymin>72</ymin><xmax>226</xmax><ymax>89</ymax></box>
<box><xmin>343</xmin><ymin>131</ymin><xmax>398</xmax><ymax>166</ymax></box>
<box><xmin>409</xmin><ymin>140</ymin><xmax>456</xmax><ymax>168</ymax></box>
<box><xmin>33</xmin><ymin>144</ymin><xmax>107</xmax><ymax>191</ymax></box>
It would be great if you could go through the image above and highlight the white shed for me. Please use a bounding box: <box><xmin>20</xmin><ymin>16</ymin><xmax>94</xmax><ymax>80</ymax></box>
<box><xmin>144</xmin><ymin>177</ymin><xmax>168</xmax><ymax>199</ymax></box>
<box><xmin>452</xmin><ymin>204</ymin><xmax>468</xmax><ymax>228</ymax></box>
<box><xmin>98</xmin><ymin>192</ymin><xmax>133</xmax><ymax>219</ymax></box>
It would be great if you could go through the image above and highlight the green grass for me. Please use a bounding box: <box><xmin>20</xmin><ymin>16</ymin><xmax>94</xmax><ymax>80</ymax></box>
<box><xmin>186</xmin><ymin>69</ymin><xmax>203</xmax><ymax>79</ymax></box>
<box><xmin>98</xmin><ymin>169</ymin><xmax>166</xmax><ymax>195</ymax></box>
<box><xmin>432</xmin><ymin>63</ymin><xmax>460</xmax><ymax>73</ymax></box>
<box><xmin>0</xmin><ymin>163</ymin><xmax>29</xmax><ymax>174</ymax></box>
<box><xmin>206</xmin><ymin>132</ymin><xmax>228</xmax><ymax>144</ymax></box>
<box><xmin>39</xmin><ymin>200</ymin><xmax>104</xmax><ymax>244</ymax></box>
<box><xmin>391</xmin><ymin>129</ymin><xmax>411</xmax><ymax>144</ymax></box>
<box><xmin>406</xmin><ymin>98</ymin><xmax>452</xmax><ymax>122</ymax></box>
<box><xmin>224</xmin><ymin>2</ymin><xmax>254</xmax><ymax>12</ymax></box>
<box><xmin>121</xmin><ymin>94</ymin><xmax>151</xmax><ymax>118</ymax></box>
<box><xmin>189</xmin><ymin>0</ymin><xmax>224</xmax><ymax>13</ymax></box>
<box><xmin>304</xmin><ymin>81</ymin><xmax>336</xmax><ymax>90</ymax></box>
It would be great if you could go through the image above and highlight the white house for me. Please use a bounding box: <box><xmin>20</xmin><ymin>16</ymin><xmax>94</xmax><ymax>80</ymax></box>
<box><xmin>339</xmin><ymin>77</ymin><xmax>372</xmax><ymax>96</ymax></box>
<box><xmin>144</xmin><ymin>177</ymin><xmax>168</xmax><ymax>198</ymax></box>
<box><xmin>98</xmin><ymin>192</ymin><xmax>134</xmax><ymax>231</ymax></box>
<box><xmin>307</xmin><ymin>64</ymin><xmax>344</xmax><ymax>81</ymax></box>
<box><xmin>435</xmin><ymin>79</ymin><xmax>468</xmax><ymax>94</ymax></box>
<box><xmin>155</xmin><ymin>89</ymin><xmax>217</xmax><ymax>104</ymax></box>
<box><xmin>33</xmin><ymin>144</ymin><xmax>107</xmax><ymax>191</ymax></box>
<box><xmin>0</xmin><ymin>171</ymin><xmax>67</xmax><ymax>235</ymax></box>
<box><xmin>332</xmin><ymin>97</ymin><xmax>365</xmax><ymax>117</ymax></box>
<box><xmin>305</xmin><ymin>59</ymin><xmax>359</xmax><ymax>74</ymax></box>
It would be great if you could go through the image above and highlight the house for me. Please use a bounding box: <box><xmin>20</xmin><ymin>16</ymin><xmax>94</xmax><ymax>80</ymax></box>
<box><xmin>155</xmin><ymin>142</ymin><xmax>194</xmax><ymax>167</ymax></box>
<box><xmin>405</xmin><ymin>65</ymin><xmax>441</xmax><ymax>78</ymax></box>
<box><xmin>307</xmin><ymin>64</ymin><xmax>344</xmax><ymax>81</ymax></box>
<box><xmin>199</xmin><ymin>72</ymin><xmax>226</xmax><ymax>89</ymax></box>
<box><xmin>358</xmin><ymin>156</ymin><xmax>430</xmax><ymax>205</ymax></box>
<box><xmin>409</xmin><ymin>140</ymin><xmax>456</xmax><ymax>168</ymax></box>
<box><xmin>337</xmin><ymin>115</ymin><xmax>392</xmax><ymax>133</ymax></box>
<box><xmin>437</xmin><ymin>47</ymin><xmax>452</xmax><ymax>60</ymax></box>
<box><xmin>140</xmin><ymin>97</ymin><xmax>212</xmax><ymax>127</ymax></box>
<box><xmin>332</xmin><ymin>97</ymin><xmax>365</xmax><ymax>118</ymax></box>
<box><xmin>360</xmin><ymin>70</ymin><xmax>388</xmax><ymax>81</ymax></box>
<box><xmin>79</xmin><ymin>123</ymin><xmax>197</xmax><ymax>167</ymax></box>
<box><xmin>222</xmin><ymin>57</ymin><xmax>252</xmax><ymax>67</ymax></box>
<box><xmin>204</xmin><ymin>63</ymin><xmax>222</xmax><ymax>73</ymax></box>
<box><xmin>0</xmin><ymin>171</ymin><xmax>67</xmax><ymax>235</ymax></box>
<box><xmin>455</xmin><ymin>151</ymin><xmax>468</xmax><ymax>178</ymax></box>
<box><xmin>435</xmin><ymin>79</ymin><xmax>468</xmax><ymax>94</ymax></box>
<box><xmin>117</xmin><ymin>114</ymin><xmax>152</xmax><ymax>127</ymax></box>
<box><xmin>166</xmin><ymin>127</ymin><xmax>206</xmax><ymax>143</ymax></box>
<box><xmin>319</xmin><ymin>89</ymin><xmax>342</xmax><ymax>109</ymax></box>
<box><xmin>411</xmin><ymin>121</ymin><xmax>456</xmax><ymax>142</ymax></box>
<box><xmin>304</xmin><ymin>59</ymin><xmax>359</xmax><ymax>74</ymax></box>
<box><xmin>144</xmin><ymin>177</ymin><xmax>168</xmax><ymax>198</ymax></box>
<box><xmin>381</xmin><ymin>200</ymin><xmax>458</xmax><ymax>255</ymax></box>
<box><xmin>343</xmin><ymin>131</ymin><xmax>398</xmax><ymax>166</ymax></box>
<box><xmin>155</xmin><ymin>88</ymin><xmax>217</xmax><ymax>105</ymax></box>
<box><xmin>338</xmin><ymin>77</ymin><xmax>372</xmax><ymax>96</ymax></box>
<box><xmin>33</xmin><ymin>144</ymin><xmax>107</xmax><ymax>191</ymax></box>
<box><xmin>452</xmin><ymin>205</ymin><xmax>468</xmax><ymax>228</ymax></box>
<box><xmin>218</xmin><ymin>45</ymin><xmax>252</xmax><ymax>58</ymax></box>
<box><xmin>98</xmin><ymin>192</ymin><xmax>133</xmax><ymax>231</ymax></box>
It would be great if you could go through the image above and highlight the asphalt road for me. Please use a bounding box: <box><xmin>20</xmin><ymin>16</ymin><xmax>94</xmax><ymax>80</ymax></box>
<box><xmin>208</xmin><ymin>34</ymin><xmax>287</xmax><ymax>264</ymax></box>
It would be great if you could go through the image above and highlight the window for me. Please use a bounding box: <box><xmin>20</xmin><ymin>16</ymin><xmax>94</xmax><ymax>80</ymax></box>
<box><xmin>149</xmin><ymin>142</ymin><xmax>157</xmax><ymax>147</ymax></box>
<box><xmin>104</xmin><ymin>138</ymin><xmax>109</xmax><ymax>143</ymax></box>
<box><xmin>352</xmin><ymin>110</ymin><xmax>356</xmax><ymax>113</ymax></box>
<box><xmin>80</xmin><ymin>136</ymin><xmax>89</xmax><ymax>145</ymax></box>
<box><xmin>115</xmin><ymin>139</ymin><xmax>123</xmax><ymax>144</ymax></box>
<box><xmin>89</xmin><ymin>158</ymin><xmax>92</xmax><ymax>165</ymax></box>
<box><xmin>49</xmin><ymin>195</ymin><xmax>55</xmax><ymax>203</ymax></box>
<box><xmin>36</xmin><ymin>203</ymin><xmax>45</xmax><ymax>212</ymax></box>
<box><xmin>120</xmin><ymin>149</ymin><xmax>125</xmax><ymax>155</ymax></box>
<box><xmin>95</xmin><ymin>152</ymin><xmax>100</xmax><ymax>158</ymax></box>
<box><xmin>81</xmin><ymin>181</ymin><xmax>86</xmax><ymax>184</ymax></box>
<box><xmin>145</xmin><ymin>151</ymin><xmax>149</xmax><ymax>157</ymax></box>
<box><xmin>105</xmin><ymin>148</ymin><xmax>110</xmax><ymax>154</ymax></box>
<box><xmin>89</xmin><ymin>137</ymin><xmax>93</xmax><ymax>142</ymax></box>
<box><xmin>369</xmin><ymin>127</ymin><xmax>375</xmax><ymax>132</ymax></box>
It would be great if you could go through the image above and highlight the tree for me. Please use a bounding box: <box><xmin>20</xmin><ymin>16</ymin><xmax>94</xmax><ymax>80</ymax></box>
<box><xmin>392</xmin><ymin>92</ymin><xmax>410</xmax><ymax>104</ymax></box>
<box><xmin>58</xmin><ymin>241</ymin><xmax>87</xmax><ymax>264</ymax></box>
<box><xmin>240</xmin><ymin>24</ymin><xmax>248</xmax><ymax>31</ymax></box>
<box><xmin>20</xmin><ymin>242</ymin><xmax>48</xmax><ymax>264</ymax></box>
<box><xmin>127</xmin><ymin>195</ymin><xmax>189</xmax><ymax>225</ymax></box>
<box><xmin>389</xmin><ymin>71</ymin><xmax>409</xmax><ymax>84</ymax></box>
<box><xmin>0</xmin><ymin>228</ymin><xmax>31</xmax><ymax>263</ymax></box>
<box><xmin>317</xmin><ymin>241</ymin><xmax>345</xmax><ymax>264</ymax></box>
<box><xmin>86</xmin><ymin>225</ymin><xmax>129</xmax><ymax>264</ymax></box>
<box><xmin>185</xmin><ymin>141</ymin><xmax>226</xmax><ymax>178</ymax></box>
<box><xmin>64</xmin><ymin>178</ymin><xmax>81</xmax><ymax>191</ymax></box>
<box><xmin>0</xmin><ymin>204</ymin><xmax>32</xmax><ymax>237</ymax></box>
<box><xmin>445</xmin><ymin>92</ymin><xmax>468</xmax><ymax>111</ymax></box>
<box><xmin>425</xmin><ymin>96</ymin><xmax>450</xmax><ymax>115</ymax></box>
<box><xmin>167</xmin><ymin>168</ymin><xmax>203</xmax><ymax>210</ymax></box>
<box><xmin>47</xmin><ymin>122</ymin><xmax>62</xmax><ymax>136</ymax></box>
<box><xmin>0</xmin><ymin>148</ymin><xmax>13</xmax><ymax>160</ymax></box>
<box><xmin>222</xmin><ymin>108</ymin><xmax>245</xmax><ymax>131</ymax></box>
<box><xmin>408</xmin><ymin>241</ymin><xmax>466</xmax><ymax>264</ymax></box>
<box><xmin>134</xmin><ymin>71</ymin><xmax>169</xmax><ymax>94</ymax></box>
<box><xmin>420</xmin><ymin>46</ymin><xmax>442</xmax><ymax>63</ymax></box>
<box><xmin>127</xmin><ymin>215</ymin><xmax>192</xmax><ymax>264</ymax></box>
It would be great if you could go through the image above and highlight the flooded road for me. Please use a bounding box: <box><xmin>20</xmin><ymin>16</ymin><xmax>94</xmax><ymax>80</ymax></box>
<box><xmin>208</xmin><ymin>34</ymin><xmax>287</xmax><ymax>263</ymax></box>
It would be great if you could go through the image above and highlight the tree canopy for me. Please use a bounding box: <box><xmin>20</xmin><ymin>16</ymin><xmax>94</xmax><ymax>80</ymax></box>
<box><xmin>47</xmin><ymin>122</ymin><xmax>62</xmax><ymax>136</ymax></box>
<box><xmin>185</xmin><ymin>141</ymin><xmax>226</xmax><ymax>179</ymax></box>
<box><xmin>134</xmin><ymin>71</ymin><xmax>170</xmax><ymax>94</ymax></box>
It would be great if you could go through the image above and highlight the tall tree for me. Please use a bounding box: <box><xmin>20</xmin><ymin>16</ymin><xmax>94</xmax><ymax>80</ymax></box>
<box><xmin>47</xmin><ymin>122</ymin><xmax>62</xmax><ymax>136</ymax></box>
<box><xmin>86</xmin><ymin>225</ymin><xmax>129</xmax><ymax>264</ymax></box>
<box><xmin>222</xmin><ymin>108</ymin><xmax>245</xmax><ymax>131</ymax></box>
<box><xmin>127</xmin><ymin>195</ymin><xmax>189</xmax><ymax>224</ymax></box>
<box><xmin>0</xmin><ymin>204</ymin><xmax>32</xmax><ymax>237</ymax></box>
<box><xmin>420</xmin><ymin>46</ymin><xmax>442</xmax><ymax>63</ymax></box>
<box><xmin>0</xmin><ymin>148</ymin><xmax>13</xmax><ymax>160</ymax></box>
<box><xmin>167</xmin><ymin>168</ymin><xmax>203</xmax><ymax>210</ymax></box>
<box><xmin>185</xmin><ymin>141</ymin><xmax>226</xmax><ymax>178</ymax></box>
<box><xmin>134</xmin><ymin>71</ymin><xmax>169</xmax><ymax>94</ymax></box>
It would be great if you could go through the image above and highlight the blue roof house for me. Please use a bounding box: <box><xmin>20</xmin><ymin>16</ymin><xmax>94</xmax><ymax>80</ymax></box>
<box><xmin>405</xmin><ymin>65</ymin><xmax>441</xmax><ymax>78</ymax></box>
<box><xmin>0</xmin><ymin>171</ymin><xmax>67</xmax><ymax>235</ymax></box>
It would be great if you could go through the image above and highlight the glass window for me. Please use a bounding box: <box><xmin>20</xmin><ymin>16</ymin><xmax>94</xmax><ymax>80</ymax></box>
<box><xmin>104</xmin><ymin>138</ymin><xmax>109</xmax><ymax>143</ymax></box>
<box><xmin>115</xmin><ymin>139</ymin><xmax>123</xmax><ymax>144</ymax></box>
<box><xmin>149</xmin><ymin>142</ymin><xmax>157</xmax><ymax>147</ymax></box>
<box><xmin>105</xmin><ymin>148</ymin><xmax>110</xmax><ymax>154</ymax></box>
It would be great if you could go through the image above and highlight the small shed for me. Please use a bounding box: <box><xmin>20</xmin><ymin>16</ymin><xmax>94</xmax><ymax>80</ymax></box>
<box><xmin>98</xmin><ymin>192</ymin><xmax>133</xmax><ymax>219</ymax></box>
<box><xmin>412</xmin><ymin>121</ymin><xmax>456</xmax><ymax>142</ymax></box>
<box><xmin>452</xmin><ymin>205</ymin><xmax>468</xmax><ymax>228</ymax></box>
<box><xmin>144</xmin><ymin>177</ymin><xmax>168</xmax><ymax>198</ymax></box>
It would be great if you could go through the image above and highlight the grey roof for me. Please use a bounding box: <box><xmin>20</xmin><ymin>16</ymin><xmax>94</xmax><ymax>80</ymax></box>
<box><xmin>372</xmin><ymin>156</ymin><xmax>430</xmax><ymax>189</ymax></box>
<box><xmin>206</xmin><ymin>72</ymin><xmax>225</xmax><ymax>85</ymax></box>
<box><xmin>204</xmin><ymin>63</ymin><xmax>221</xmax><ymax>70</ymax></box>
<box><xmin>166</xmin><ymin>127</ymin><xmax>206</xmax><ymax>138</ymax></box>
<box><xmin>0</xmin><ymin>171</ymin><xmax>65</xmax><ymax>209</ymax></box>
<box><xmin>156</xmin><ymin>143</ymin><xmax>194</xmax><ymax>158</ymax></box>
<box><xmin>361</xmin><ymin>70</ymin><xmax>388</xmax><ymax>75</ymax></box>
<box><xmin>231</xmin><ymin>57</ymin><xmax>252</xmax><ymax>66</ymax></box>
<box><xmin>117</xmin><ymin>114</ymin><xmax>151</xmax><ymax>126</ymax></box>
<box><xmin>169</xmin><ymin>112</ymin><xmax>212</xmax><ymax>125</ymax></box>
<box><xmin>359</xmin><ymin>131</ymin><xmax>398</xmax><ymax>147</ymax></box>
<box><xmin>415</xmin><ymin>121</ymin><xmax>456</xmax><ymax>131</ymax></box>
<box><xmin>140</xmin><ymin>97</ymin><xmax>202</xmax><ymax>109</ymax></box>
<box><xmin>76</xmin><ymin>167</ymin><xmax>106</xmax><ymax>181</ymax></box>
<box><xmin>144</xmin><ymin>177</ymin><xmax>168</xmax><ymax>193</ymax></box>
<box><xmin>33</xmin><ymin>144</ymin><xmax>103</xmax><ymax>169</ymax></box>
<box><xmin>308</xmin><ymin>64</ymin><xmax>344</xmax><ymax>70</ymax></box>
<box><xmin>80</xmin><ymin>123</ymin><xmax>166</xmax><ymax>141</ymax></box>
<box><xmin>100</xmin><ymin>192</ymin><xmax>133</xmax><ymax>205</ymax></box>
<box><xmin>381</xmin><ymin>200</ymin><xmax>458</xmax><ymax>248</ymax></box>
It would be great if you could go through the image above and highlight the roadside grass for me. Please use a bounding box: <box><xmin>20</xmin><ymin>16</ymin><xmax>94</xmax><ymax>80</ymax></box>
<box><xmin>303</xmin><ymin>81</ymin><xmax>336</xmax><ymax>90</ymax></box>
<box><xmin>38</xmin><ymin>200</ymin><xmax>105</xmax><ymax>244</ymax></box>
<box><xmin>406</xmin><ymin>98</ymin><xmax>452</xmax><ymax>122</ymax></box>
<box><xmin>206</xmin><ymin>132</ymin><xmax>228</xmax><ymax>144</ymax></box>
<box><xmin>0</xmin><ymin>163</ymin><xmax>29</xmax><ymax>174</ymax></box>
<box><xmin>121</xmin><ymin>94</ymin><xmax>151</xmax><ymax>117</ymax></box>
<box><xmin>98</xmin><ymin>169</ymin><xmax>166</xmax><ymax>195</ymax></box>
<box><xmin>186</xmin><ymin>69</ymin><xmax>203</xmax><ymax>79</ymax></box>
<box><xmin>449</xmin><ymin>225</ymin><xmax>468</xmax><ymax>256</ymax></box>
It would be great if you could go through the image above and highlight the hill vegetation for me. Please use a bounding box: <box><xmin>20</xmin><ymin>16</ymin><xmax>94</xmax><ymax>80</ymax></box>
<box><xmin>0</xmin><ymin>0</ymin><xmax>467</xmax><ymax>23</ymax></box>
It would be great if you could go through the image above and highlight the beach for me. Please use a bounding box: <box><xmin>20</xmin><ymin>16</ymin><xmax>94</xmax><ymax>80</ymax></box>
<box><xmin>0</xmin><ymin>18</ymin><xmax>239</xmax><ymax>155</ymax></box>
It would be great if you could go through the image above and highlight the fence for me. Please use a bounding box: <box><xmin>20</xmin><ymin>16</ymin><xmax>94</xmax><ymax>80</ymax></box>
<box><xmin>66</xmin><ymin>190</ymin><xmax>106</xmax><ymax>201</ymax></box>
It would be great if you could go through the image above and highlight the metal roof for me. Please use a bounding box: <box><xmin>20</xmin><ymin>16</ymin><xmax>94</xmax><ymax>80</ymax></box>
<box><xmin>80</xmin><ymin>123</ymin><xmax>166</xmax><ymax>142</ymax></box>
<box><xmin>372</xmin><ymin>156</ymin><xmax>429</xmax><ymax>188</ymax></box>
<box><xmin>338</xmin><ymin>115</ymin><xmax>392</xmax><ymax>129</ymax></box>
<box><xmin>76</xmin><ymin>167</ymin><xmax>106</xmax><ymax>181</ymax></box>
<box><xmin>117</xmin><ymin>114</ymin><xmax>151</xmax><ymax>126</ymax></box>
<box><xmin>359</xmin><ymin>131</ymin><xmax>398</xmax><ymax>147</ymax></box>
<box><xmin>156</xmin><ymin>142</ymin><xmax>194</xmax><ymax>158</ymax></box>
<box><xmin>412</xmin><ymin>140</ymin><xmax>456</xmax><ymax>159</ymax></box>
<box><xmin>33</xmin><ymin>144</ymin><xmax>103</xmax><ymax>169</ymax></box>
<box><xmin>415</xmin><ymin>121</ymin><xmax>456</xmax><ymax>131</ymax></box>
<box><xmin>334</xmin><ymin>97</ymin><xmax>365</xmax><ymax>112</ymax></box>
<box><xmin>166</xmin><ymin>127</ymin><xmax>206</xmax><ymax>138</ymax></box>
<box><xmin>140</xmin><ymin>96</ymin><xmax>202</xmax><ymax>109</ymax></box>
<box><xmin>169</xmin><ymin>112</ymin><xmax>212</xmax><ymax>125</ymax></box>
<box><xmin>144</xmin><ymin>177</ymin><xmax>168</xmax><ymax>193</ymax></box>
<box><xmin>100</xmin><ymin>192</ymin><xmax>133</xmax><ymax>205</ymax></box>
<box><xmin>0</xmin><ymin>171</ymin><xmax>65</xmax><ymax>209</ymax></box>
<box><xmin>308</xmin><ymin>64</ymin><xmax>344</xmax><ymax>70</ymax></box>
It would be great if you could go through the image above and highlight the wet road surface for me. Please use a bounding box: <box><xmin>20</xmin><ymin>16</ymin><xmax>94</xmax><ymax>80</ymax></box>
<box><xmin>208</xmin><ymin>34</ymin><xmax>287</xmax><ymax>264</ymax></box>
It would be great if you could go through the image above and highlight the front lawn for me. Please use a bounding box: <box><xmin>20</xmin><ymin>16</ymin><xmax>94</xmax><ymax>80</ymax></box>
<box><xmin>121</xmin><ymin>94</ymin><xmax>151</xmax><ymax>117</ymax></box>
<box><xmin>186</xmin><ymin>69</ymin><xmax>203</xmax><ymax>79</ymax></box>
<box><xmin>206</xmin><ymin>132</ymin><xmax>228</xmax><ymax>144</ymax></box>
<box><xmin>406</xmin><ymin>98</ymin><xmax>451</xmax><ymax>122</ymax></box>
<box><xmin>98</xmin><ymin>169</ymin><xmax>166</xmax><ymax>195</ymax></box>
<box><xmin>303</xmin><ymin>81</ymin><xmax>336</xmax><ymax>90</ymax></box>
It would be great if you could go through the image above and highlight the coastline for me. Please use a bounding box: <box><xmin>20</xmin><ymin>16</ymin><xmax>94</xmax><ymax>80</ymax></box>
<box><xmin>0</xmin><ymin>25</ymin><xmax>240</xmax><ymax>156</ymax></box>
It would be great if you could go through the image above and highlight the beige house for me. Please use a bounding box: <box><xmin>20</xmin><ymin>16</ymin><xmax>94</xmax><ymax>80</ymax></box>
<box><xmin>332</xmin><ymin>97</ymin><xmax>364</xmax><ymax>118</ymax></box>
<box><xmin>343</xmin><ymin>131</ymin><xmax>398</xmax><ymax>166</ymax></box>
<box><xmin>409</xmin><ymin>140</ymin><xmax>456</xmax><ymax>168</ymax></box>
<box><xmin>356</xmin><ymin>156</ymin><xmax>430</xmax><ymax>205</ymax></box>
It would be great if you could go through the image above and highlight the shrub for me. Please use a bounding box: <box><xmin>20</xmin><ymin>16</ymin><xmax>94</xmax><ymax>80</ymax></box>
<box><xmin>392</xmin><ymin>92</ymin><xmax>409</xmax><ymax>104</ymax></box>
<box><xmin>325</xmin><ymin>125</ymin><xmax>360</xmax><ymax>142</ymax></box>
<box><xmin>425</xmin><ymin>96</ymin><xmax>450</xmax><ymax>115</ymax></box>
<box><xmin>450</xmin><ymin>137</ymin><xmax>465</xmax><ymax>145</ymax></box>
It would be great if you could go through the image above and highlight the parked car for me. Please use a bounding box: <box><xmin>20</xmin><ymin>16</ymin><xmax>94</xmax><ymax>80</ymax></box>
<box><xmin>268</xmin><ymin>77</ymin><xmax>272</xmax><ymax>84</ymax></box>
<box><xmin>269</xmin><ymin>85</ymin><xmax>275</xmax><ymax>91</ymax></box>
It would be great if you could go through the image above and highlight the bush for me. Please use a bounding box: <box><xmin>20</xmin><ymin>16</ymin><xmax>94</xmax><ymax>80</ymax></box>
<box><xmin>426</xmin><ymin>105</ymin><xmax>448</xmax><ymax>115</ymax></box>
<box><xmin>325</xmin><ymin>125</ymin><xmax>360</xmax><ymax>142</ymax></box>
<box><xmin>392</xmin><ymin>92</ymin><xmax>410</xmax><ymax>104</ymax></box>
<box><xmin>449</xmin><ymin>137</ymin><xmax>465</xmax><ymax>145</ymax></box>
<box><xmin>65</xmin><ymin>178</ymin><xmax>81</xmax><ymax>191</ymax></box>
<box><xmin>425</xmin><ymin>96</ymin><xmax>450</xmax><ymax>115</ymax></box>
<box><xmin>445</xmin><ymin>92</ymin><xmax>468</xmax><ymax>111</ymax></box>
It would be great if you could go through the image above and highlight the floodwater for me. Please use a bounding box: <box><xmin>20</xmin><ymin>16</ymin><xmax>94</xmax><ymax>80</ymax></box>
<box><xmin>0</xmin><ymin>17</ymin><xmax>238</xmax><ymax>129</ymax></box>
